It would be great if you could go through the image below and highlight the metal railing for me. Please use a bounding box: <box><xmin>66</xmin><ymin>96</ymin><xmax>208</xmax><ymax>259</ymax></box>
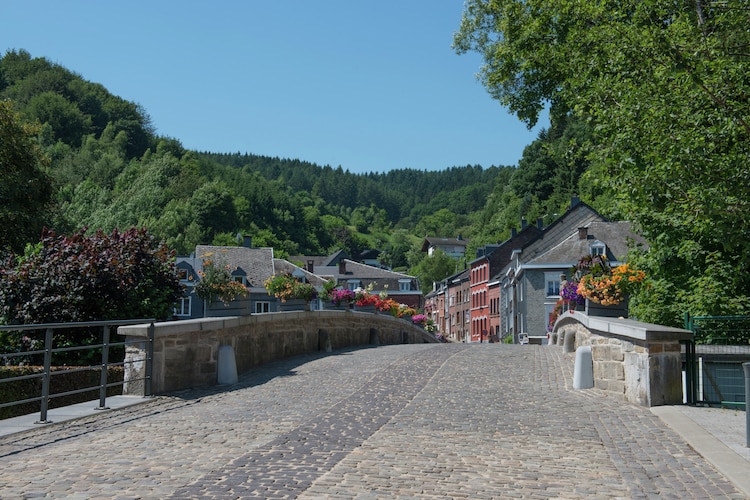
<box><xmin>684</xmin><ymin>313</ymin><xmax>750</xmax><ymax>408</ymax></box>
<box><xmin>0</xmin><ymin>319</ymin><xmax>154</xmax><ymax>424</ymax></box>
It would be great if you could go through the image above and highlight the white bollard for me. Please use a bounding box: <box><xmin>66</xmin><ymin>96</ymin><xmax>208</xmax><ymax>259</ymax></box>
<box><xmin>573</xmin><ymin>345</ymin><xmax>593</xmax><ymax>390</ymax></box>
<box><xmin>217</xmin><ymin>344</ymin><xmax>238</xmax><ymax>385</ymax></box>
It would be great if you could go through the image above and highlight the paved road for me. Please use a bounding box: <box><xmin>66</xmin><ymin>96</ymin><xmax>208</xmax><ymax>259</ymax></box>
<box><xmin>0</xmin><ymin>344</ymin><xmax>745</xmax><ymax>499</ymax></box>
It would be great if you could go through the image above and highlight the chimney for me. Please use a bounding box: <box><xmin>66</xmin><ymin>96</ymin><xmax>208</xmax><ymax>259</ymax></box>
<box><xmin>307</xmin><ymin>260</ymin><xmax>314</xmax><ymax>273</ymax></box>
<box><xmin>578</xmin><ymin>227</ymin><xmax>588</xmax><ymax>240</ymax></box>
<box><xmin>338</xmin><ymin>260</ymin><xmax>347</xmax><ymax>275</ymax></box>
<box><xmin>537</xmin><ymin>218</ymin><xmax>544</xmax><ymax>229</ymax></box>
<box><xmin>571</xmin><ymin>195</ymin><xmax>580</xmax><ymax>207</ymax></box>
<box><xmin>242</xmin><ymin>235</ymin><xmax>252</xmax><ymax>248</ymax></box>
<box><xmin>521</xmin><ymin>218</ymin><xmax>528</xmax><ymax>229</ymax></box>
<box><xmin>511</xmin><ymin>227</ymin><xmax>517</xmax><ymax>238</ymax></box>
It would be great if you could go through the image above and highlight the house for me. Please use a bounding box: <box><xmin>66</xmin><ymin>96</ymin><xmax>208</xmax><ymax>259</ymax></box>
<box><xmin>315</xmin><ymin>258</ymin><xmax>423</xmax><ymax>310</ymax></box>
<box><xmin>421</xmin><ymin>235</ymin><xmax>469</xmax><ymax>259</ymax></box>
<box><xmin>175</xmin><ymin>243</ymin><xmax>275</xmax><ymax>319</ymax></box>
<box><xmin>175</xmin><ymin>241</ymin><xmax>329</xmax><ymax>319</ymax></box>
<box><xmin>438</xmin><ymin>268</ymin><xmax>471</xmax><ymax>342</ymax></box>
<box><xmin>467</xmin><ymin>220</ymin><xmax>543</xmax><ymax>343</ymax></box>
<box><xmin>497</xmin><ymin>206</ymin><xmax>648</xmax><ymax>342</ymax></box>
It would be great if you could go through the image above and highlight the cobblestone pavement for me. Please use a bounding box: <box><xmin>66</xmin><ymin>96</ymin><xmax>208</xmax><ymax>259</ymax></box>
<box><xmin>0</xmin><ymin>344</ymin><xmax>745</xmax><ymax>499</ymax></box>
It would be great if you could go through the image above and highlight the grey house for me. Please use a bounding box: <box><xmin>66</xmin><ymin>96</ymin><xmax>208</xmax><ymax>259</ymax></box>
<box><xmin>497</xmin><ymin>212</ymin><xmax>648</xmax><ymax>339</ymax></box>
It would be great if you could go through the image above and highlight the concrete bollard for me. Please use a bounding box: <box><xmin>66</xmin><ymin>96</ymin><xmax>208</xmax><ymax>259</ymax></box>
<box><xmin>573</xmin><ymin>346</ymin><xmax>594</xmax><ymax>390</ymax></box>
<box><xmin>217</xmin><ymin>345</ymin><xmax>238</xmax><ymax>385</ymax></box>
<box><xmin>744</xmin><ymin>362</ymin><xmax>749</xmax><ymax>448</ymax></box>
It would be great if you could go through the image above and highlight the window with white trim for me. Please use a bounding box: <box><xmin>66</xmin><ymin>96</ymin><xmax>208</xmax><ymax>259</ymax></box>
<box><xmin>545</xmin><ymin>272</ymin><xmax>561</xmax><ymax>297</ymax></box>
<box><xmin>255</xmin><ymin>301</ymin><xmax>271</xmax><ymax>314</ymax></box>
<box><xmin>590</xmin><ymin>240</ymin><xmax>606</xmax><ymax>256</ymax></box>
<box><xmin>174</xmin><ymin>297</ymin><xmax>191</xmax><ymax>317</ymax></box>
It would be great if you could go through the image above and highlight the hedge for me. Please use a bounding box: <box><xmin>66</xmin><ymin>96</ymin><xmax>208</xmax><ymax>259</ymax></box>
<box><xmin>0</xmin><ymin>366</ymin><xmax>124</xmax><ymax>420</ymax></box>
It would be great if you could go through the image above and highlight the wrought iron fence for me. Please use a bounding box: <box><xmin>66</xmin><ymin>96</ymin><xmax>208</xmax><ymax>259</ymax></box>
<box><xmin>0</xmin><ymin>320</ymin><xmax>154</xmax><ymax>423</ymax></box>
<box><xmin>683</xmin><ymin>314</ymin><xmax>750</xmax><ymax>408</ymax></box>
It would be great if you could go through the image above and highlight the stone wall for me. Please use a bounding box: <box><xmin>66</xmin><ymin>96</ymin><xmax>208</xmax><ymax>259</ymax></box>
<box><xmin>119</xmin><ymin>311</ymin><xmax>436</xmax><ymax>395</ymax></box>
<box><xmin>553</xmin><ymin>311</ymin><xmax>692</xmax><ymax>407</ymax></box>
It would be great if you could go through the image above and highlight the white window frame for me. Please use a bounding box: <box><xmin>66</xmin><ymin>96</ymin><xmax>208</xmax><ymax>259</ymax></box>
<box><xmin>174</xmin><ymin>296</ymin><xmax>191</xmax><ymax>317</ymax></box>
<box><xmin>590</xmin><ymin>240</ymin><xmax>606</xmax><ymax>256</ymax></box>
<box><xmin>544</xmin><ymin>272</ymin><xmax>561</xmax><ymax>298</ymax></box>
<box><xmin>255</xmin><ymin>301</ymin><xmax>271</xmax><ymax>314</ymax></box>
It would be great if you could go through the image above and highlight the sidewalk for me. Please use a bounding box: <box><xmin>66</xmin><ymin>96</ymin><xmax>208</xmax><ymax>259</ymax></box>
<box><xmin>0</xmin><ymin>395</ymin><xmax>151</xmax><ymax>437</ymax></box>
<box><xmin>653</xmin><ymin>405</ymin><xmax>750</xmax><ymax>498</ymax></box>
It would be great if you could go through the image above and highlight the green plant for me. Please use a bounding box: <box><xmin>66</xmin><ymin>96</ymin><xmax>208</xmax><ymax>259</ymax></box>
<box><xmin>195</xmin><ymin>256</ymin><xmax>249</xmax><ymax>305</ymax></box>
<box><xmin>264</xmin><ymin>273</ymin><xmax>317</xmax><ymax>302</ymax></box>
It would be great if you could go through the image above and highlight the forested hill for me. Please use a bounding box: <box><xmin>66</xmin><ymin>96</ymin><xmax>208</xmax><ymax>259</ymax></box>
<box><xmin>200</xmin><ymin>152</ymin><xmax>502</xmax><ymax>223</ymax></box>
<box><xmin>0</xmin><ymin>49</ymin><xmax>514</xmax><ymax>266</ymax></box>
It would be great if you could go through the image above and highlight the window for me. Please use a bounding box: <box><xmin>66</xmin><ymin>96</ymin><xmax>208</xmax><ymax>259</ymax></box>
<box><xmin>177</xmin><ymin>268</ymin><xmax>189</xmax><ymax>280</ymax></box>
<box><xmin>233</xmin><ymin>276</ymin><xmax>246</xmax><ymax>285</ymax></box>
<box><xmin>399</xmin><ymin>279</ymin><xmax>411</xmax><ymax>291</ymax></box>
<box><xmin>255</xmin><ymin>301</ymin><xmax>270</xmax><ymax>314</ymax></box>
<box><xmin>545</xmin><ymin>272</ymin><xmax>561</xmax><ymax>297</ymax></box>
<box><xmin>590</xmin><ymin>240</ymin><xmax>606</xmax><ymax>256</ymax></box>
<box><xmin>174</xmin><ymin>297</ymin><xmax>191</xmax><ymax>317</ymax></box>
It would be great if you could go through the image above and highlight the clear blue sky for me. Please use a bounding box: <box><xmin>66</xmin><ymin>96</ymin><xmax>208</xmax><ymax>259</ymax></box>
<box><xmin>3</xmin><ymin>1</ymin><xmax>547</xmax><ymax>173</ymax></box>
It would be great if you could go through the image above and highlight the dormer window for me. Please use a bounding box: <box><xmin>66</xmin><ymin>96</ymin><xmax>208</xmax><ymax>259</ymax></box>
<box><xmin>231</xmin><ymin>267</ymin><xmax>247</xmax><ymax>285</ymax></box>
<box><xmin>399</xmin><ymin>279</ymin><xmax>411</xmax><ymax>291</ymax></box>
<box><xmin>590</xmin><ymin>240</ymin><xmax>606</xmax><ymax>256</ymax></box>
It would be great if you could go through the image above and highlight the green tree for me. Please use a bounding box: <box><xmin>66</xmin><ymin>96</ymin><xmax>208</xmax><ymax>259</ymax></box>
<box><xmin>412</xmin><ymin>249</ymin><xmax>461</xmax><ymax>295</ymax></box>
<box><xmin>0</xmin><ymin>227</ymin><xmax>182</xmax><ymax>324</ymax></box>
<box><xmin>455</xmin><ymin>0</ymin><xmax>750</xmax><ymax>323</ymax></box>
<box><xmin>0</xmin><ymin>100</ymin><xmax>54</xmax><ymax>253</ymax></box>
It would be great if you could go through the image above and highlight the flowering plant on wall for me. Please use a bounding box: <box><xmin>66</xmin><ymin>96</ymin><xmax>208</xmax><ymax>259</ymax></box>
<box><xmin>354</xmin><ymin>283</ymin><xmax>378</xmax><ymax>306</ymax></box>
<box><xmin>196</xmin><ymin>257</ymin><xmax>249</xmax><ymax>305</ymax></box>
<box><xmin>329</xmin><ymin>287</ymin><xmax>356</xmax><ymax>306</ymax></box>
<box><xmin>397</xmin><ymin>304</ymin><xmax>417</xmax><ymax>318</ymax></box>
<box><xmin>411</xmin><ymin>313</ymin><xmax>427</xmax><ymax>326</ymax></box>
<box><xmin>375</xmin><ymin>297</ymin><xmax>399</xmax><ymax>313</ymax></box>
<box><xmin>264</xmin><ymin>273</ymin><xmax>317</xmax><ymax>302</ymax></box>
<box><xmin>573</xmin><ymin>256</ymin><xmax>645</xmax><ymax>306</ymax></box>
<box><xmin>560</xmin><ymin>279</ymin><xmax>585</xmax><ymax>306</ymax></box>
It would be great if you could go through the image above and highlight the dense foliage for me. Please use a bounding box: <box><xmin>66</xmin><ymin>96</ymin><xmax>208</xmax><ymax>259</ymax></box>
<box><xmin>0</xmin><ymin>49</ymin><xmax>502</xmax><ymax>264</ymax></box>
<box><xmin>4</xmin><ymin>27</ymin><xmax>747</xmax><ymax>328</ymax></box>
<box><xmin>455</xmin><ymin>0</ymin><xmax>750</xmax><ymax>324</ymax></box>
<box><xmin>0</xmin><ymin>100</ymin><xmax>54</xmax><ymax>253</ymax></box>
<box><xmin>0</xmin><ymin>227</ymin><xmax>181</xmax><ymax>324</ymax></box>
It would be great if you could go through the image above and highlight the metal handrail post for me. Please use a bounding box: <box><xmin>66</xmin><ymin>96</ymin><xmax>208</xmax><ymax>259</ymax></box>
<box><xmin>145</xmin><ymin>322</ymin><xmax>155</xmax><ymax>397</ymax></box>
<box><xmin>744</xmin><ymin>363</ymin><xmax>749</xmax><ymax>448</ymax></box>
<box><xmin>36</xmin><ymin>328</ymin><xmax>54</xmax><ymax>424</ymax></box>
<box><xmin>96</xmin><ymin>325</ymin><xmax>110</xmax><ymax>410</ymax></box>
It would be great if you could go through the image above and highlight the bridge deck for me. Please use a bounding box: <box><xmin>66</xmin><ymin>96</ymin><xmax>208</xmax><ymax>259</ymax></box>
<box><xmin>0</xmin><ymin>344</ymin><xmax>747</xmax><ymax>498</ymax></box>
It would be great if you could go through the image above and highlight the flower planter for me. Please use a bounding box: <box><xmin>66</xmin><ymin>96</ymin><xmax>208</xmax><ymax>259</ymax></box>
<box><xmin>584</xmin><ymin>299</ymin><xmax>628</xmax><ymax>318</ymax></box>
<box><xmin>322</xmin><ymin>301</ymin><xmax>348</xmax><ymax>311</ymax></box>
<box><xmin>278</xmin><ymin>299</ymin><xmax>310</xmax><ymax>312</ymax></box>
<box><xmin>353</xmin><ymin>304</ymin><xmax>377</xmax><ymax>313</ymax></box>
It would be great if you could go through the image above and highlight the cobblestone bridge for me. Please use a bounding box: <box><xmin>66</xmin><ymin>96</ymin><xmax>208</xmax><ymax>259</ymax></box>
<box><xmin>0</xmin><ymin>344</ymin><xmax>745</xmax><ymax>498</ymax></box>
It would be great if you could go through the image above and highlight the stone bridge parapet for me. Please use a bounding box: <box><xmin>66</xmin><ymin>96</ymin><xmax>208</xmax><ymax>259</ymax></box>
<box><xmin>119</xmin><ymin>311</ymin><xmax>437</xmax><ymax>395</ymax></box>
<box><xmin>552</xmin><ymin>310</ymin><xmax>693</xmax><ymax>406</ymax></box>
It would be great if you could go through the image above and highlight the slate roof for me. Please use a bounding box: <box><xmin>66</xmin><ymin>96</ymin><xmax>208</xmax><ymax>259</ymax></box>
<box><xmin>272</xmin><ymin>259</ymin><xmax>329</xmax><ymax>287</ymax></box>
<box><xmin>527</xmin><ymin>221</ymin><xmax>648</xmax><ymax>265</ymax></box>
<box><xmin>194</xmin><ymin>245</ymin><xmax>275</xmax><ymax>288</ymax></box>
<box><xmin>316</xmin><ymin>259</ymin><xmax>419</xmax><ymax>292</ymax></box>
<box><xmin>421</xmin><ymin>236</ymin><xmax>469</xmax><ymax>253</ymax></box>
